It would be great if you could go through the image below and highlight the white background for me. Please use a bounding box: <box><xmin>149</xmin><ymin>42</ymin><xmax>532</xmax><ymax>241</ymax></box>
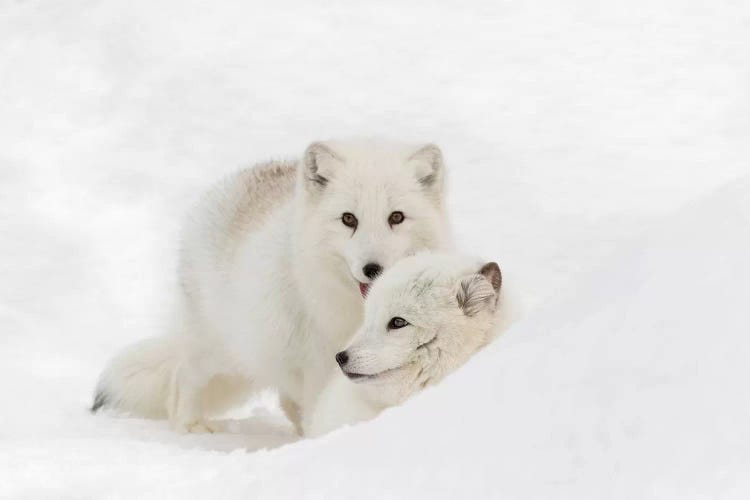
<box><xmin>1</xmin><ymin>1</ymin><xmax>748</xmax><ymax>498</ymax></box>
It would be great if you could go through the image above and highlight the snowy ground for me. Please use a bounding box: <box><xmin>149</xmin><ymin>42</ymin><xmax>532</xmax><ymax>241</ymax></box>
<box><xmin>1</xmin><ymin>0</ymin><xmax>749</xmax><ymax>498</ymax></box>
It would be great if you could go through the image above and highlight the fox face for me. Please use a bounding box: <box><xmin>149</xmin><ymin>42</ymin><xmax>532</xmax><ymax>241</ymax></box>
<box><xmin>335</xmin><ymin>253</ymin><xmax>502</xmax><ymax>405</ymax></box>
<box><xmin>294</xmin><ymin>141</ymin><xmax>451</xmax><ymax>300</ymax></box>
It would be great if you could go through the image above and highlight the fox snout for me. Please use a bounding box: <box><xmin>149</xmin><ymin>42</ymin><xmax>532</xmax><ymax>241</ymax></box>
<box><xmin>356</xmin><ymin>262</ymin><xmax>384</xmax><ymax>298</ymax></box>
<box><xmin>336</xmin><ymin>350</ymin><xmax>368</xmax><ymax>381</ymax></box>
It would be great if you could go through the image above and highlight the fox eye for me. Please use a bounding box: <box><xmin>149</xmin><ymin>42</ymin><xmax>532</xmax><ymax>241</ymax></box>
<box><xmin>341</xmin><ymin>212</ymin><xmax>358</xmax><ymax>229</ymax></box>
<box><xmin>388</xmin><ymin>211</ymin><xmax>405</xmax><ymax>226</ymax></box>
<box><xmin>387</xmin><ymin>317</ymin><xmax>409</xmax><ymax>330</ymax></box>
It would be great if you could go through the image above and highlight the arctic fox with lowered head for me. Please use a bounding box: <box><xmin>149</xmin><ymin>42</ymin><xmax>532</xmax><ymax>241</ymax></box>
<box><xmin>305</xmin><ymin>252</ymin><xmax>505</xmax><ymax>437</ymax></box>
<box><xmin>93</xmin><ymin>139</ymin><xmax>452</xmax><ymax>433</ymax></box>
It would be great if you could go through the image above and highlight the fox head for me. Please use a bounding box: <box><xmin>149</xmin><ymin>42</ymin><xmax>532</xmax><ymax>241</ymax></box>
<box><xmin>335</xmin><ymin>253</ymin><xmax>503</xmax><ymax>405</ymax></box>
<box><xmin>292</xmin><ymin>140</ymin><xmax>451</xmax><ymax>313</ymax></box>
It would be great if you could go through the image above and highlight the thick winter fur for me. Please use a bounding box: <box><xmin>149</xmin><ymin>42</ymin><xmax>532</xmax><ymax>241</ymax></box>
<box><xmin>93</xmin><ymin>139</ymin><xmax>452</xmax><ymax>433</ymax></box>
<box><xmin>305</xmin><ymin>252</ymin><xmax>507</xmax><ymax>438</ymax></box>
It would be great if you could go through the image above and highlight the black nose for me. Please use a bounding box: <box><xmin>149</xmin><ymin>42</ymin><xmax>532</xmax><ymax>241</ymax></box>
<box><xmin>335</xmin><ymin>351</ymin><xmax>349</xmax><ymax>367</ymax></box>
<box><xmin>362</xmin><ymin>263</ymin><xmax>383</xmax><ymax>280</ymax></box>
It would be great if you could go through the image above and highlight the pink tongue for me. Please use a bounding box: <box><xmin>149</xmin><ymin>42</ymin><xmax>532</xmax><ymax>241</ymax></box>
<box><xmin>359</xmin><ymin>283</ymin><xmax>369</xmax><ymax>298</ymax></box>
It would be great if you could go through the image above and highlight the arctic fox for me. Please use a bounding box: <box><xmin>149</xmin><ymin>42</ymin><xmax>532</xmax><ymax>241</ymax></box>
<box><xmin>93</xmin><ymin>139</ymin><xmax>452</xmax><ymax>433</ymax></box>
<box><xmin>305</xmin><ymin>252</ymin><xmax>505</xmax><ymax>437</ymax></box>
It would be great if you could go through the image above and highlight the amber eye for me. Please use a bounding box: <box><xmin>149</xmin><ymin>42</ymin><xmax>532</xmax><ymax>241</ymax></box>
<box><xmin>341</xmin><ymin>212</ymin><xmax>358</xmax><ymax>229</ymax></box>
<box><xmin>387</xmin><ymin>317</ymin><xmax>409</xmax><ymax>330</ymax></box>
<box><xmin>388</xmin><ymin>211</ymin><xmax>405</xmax><ymax>226</ymax></box>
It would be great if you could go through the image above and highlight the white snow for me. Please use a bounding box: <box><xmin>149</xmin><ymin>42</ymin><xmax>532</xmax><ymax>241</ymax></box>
<box><xmin>1</xmin><ymin>0</ymin><xmax>748</xmax><ymax>498</ymax></box>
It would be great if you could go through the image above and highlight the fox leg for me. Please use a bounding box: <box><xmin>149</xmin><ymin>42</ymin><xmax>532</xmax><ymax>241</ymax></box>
<box><xmin>167</xmin><ymin>361</ymin><xmax>217</xmax><ymax>433</ymax></box>
<box><xmin>280</xmin><ymin>394</ymin><xmax>304</xmax><ymax>436</ymax></box>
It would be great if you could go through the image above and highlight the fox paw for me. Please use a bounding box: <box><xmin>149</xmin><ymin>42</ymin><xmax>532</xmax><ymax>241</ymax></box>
<box><xmin>173</xmin><ymin>419</ymin><xmax>218</xmax><ymax>434</ymax></box>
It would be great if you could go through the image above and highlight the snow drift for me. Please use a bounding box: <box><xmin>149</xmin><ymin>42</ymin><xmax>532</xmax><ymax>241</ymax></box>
<box><xmin>4</xmin><ymin>175</ymin><xmax>747</xmax><ymax>499</ymax></box>
<box><xmin>241</xmin><ymin>178</ymin><xmax>750</xmax><ymax>499</ymax></box>
<box><xmin>1</xmin><ymin>0</ymin><xmax>749</xmax><ymax>498</ymax></box>
<box><xmin>142</xmin><ymin>178</ymin><xmax>750</xmax><ymax>499</ymax></box>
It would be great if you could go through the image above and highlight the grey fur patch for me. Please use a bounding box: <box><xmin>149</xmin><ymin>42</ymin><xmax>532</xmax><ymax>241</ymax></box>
<box><xmin>309</xmin><ymin>173</ymin><xmax>329</xmax><ymax>187</ymax></box>
<box><xmin>418</xmin><ymin>172</ymin><xmax>436</xmax><ymax>187</ymax></box>
<box><xmin>408</xmin><ymin>275</ymin><xmax>435</xmax><ymax>298</ymax></box>
<box><xmin>91</xmin><ymin>391</ymin><xmax>108</xmax><ymax>413</ymax></box>
<box><xmin>456</xmin><ymin>272</ymin><xmax>497</xmax><ymax>316</ymax></box>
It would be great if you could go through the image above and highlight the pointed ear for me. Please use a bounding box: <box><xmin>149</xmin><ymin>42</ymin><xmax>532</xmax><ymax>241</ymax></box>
<box><xmin>479</xmin><ymin>262</ymin><xmax>502</xmax><ymax>293</ymax></box>
<box><xmin>456</xmin><ymin>262</ymin><xmax>502</xmax><ymax>316</ymax></box>
<box><xmin>407</xmin><ymin>144</ymin><xmax>444</xmax><ymax>196</ymax></box>
<box><xmin>303</xmin><ymin>142</ymin><xmax>344</xmax><ymax>192</ymax></box>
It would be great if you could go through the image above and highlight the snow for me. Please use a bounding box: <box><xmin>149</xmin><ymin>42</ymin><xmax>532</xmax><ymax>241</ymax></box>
<box><xmin>1</xmin><ymin>0</ymin><xmax>749</xmax><ymax>498</ymax></box>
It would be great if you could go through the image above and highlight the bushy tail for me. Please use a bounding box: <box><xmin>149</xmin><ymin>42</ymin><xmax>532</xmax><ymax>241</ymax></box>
<box><xmin>92</xmin><ymin>335</ymin><xmax>183</xmax><ymax>419</ymax></box>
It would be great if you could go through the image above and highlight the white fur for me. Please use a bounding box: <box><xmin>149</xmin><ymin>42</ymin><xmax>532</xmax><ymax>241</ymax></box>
<box><xmin>305</xmin><ymin>252</ymin><xmax>509</xmax><ymax>437</ymax></box>
<box><xmin>94</xmin><ymin>139</ymin><xmax>452</xmax><ymax>433</ymax></box>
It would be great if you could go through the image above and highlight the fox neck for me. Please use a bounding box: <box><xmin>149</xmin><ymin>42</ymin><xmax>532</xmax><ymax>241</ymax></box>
<box><xmin>291</xmin><ymin>241</ymin><xmax>362</xmax><ymax>351</ymax></box>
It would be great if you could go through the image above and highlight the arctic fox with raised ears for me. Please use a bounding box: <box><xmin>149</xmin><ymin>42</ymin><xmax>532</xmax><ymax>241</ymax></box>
<box><xmin>93</xmin><ymin>139</ymin><xmax>452</xmax><ymax>433</ymax></box>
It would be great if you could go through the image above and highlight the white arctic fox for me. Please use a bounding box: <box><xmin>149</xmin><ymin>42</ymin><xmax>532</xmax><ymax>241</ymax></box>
<box><xmin>305</xmin><ymin>252</ymin><xmax>505</xmax><ymax>438</ymax></box>
<box><xmin>93</xmin><ymin>139</ymin><xmax>452</xmax><ymax>433</ymax></box>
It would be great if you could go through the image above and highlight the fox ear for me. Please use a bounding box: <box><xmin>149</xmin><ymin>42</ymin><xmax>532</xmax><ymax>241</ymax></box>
<box><xmin>407</xmin><ymin>144</ymin><xmax>444</xmax><ymax>195</ymax></box>
<box><xmin>479</xmin><ymin>262</ymin><xmax>502</xmax><ymax>293</ymax></box>
<box><xmin>303</xmin><ymin>142</ymin><xmax>344</xmax><ymax>191</ymax></box>
<box><xmin>456</xmin><ymin>262</ymin><xmax>502</xmax><ymax>316</ymax></box>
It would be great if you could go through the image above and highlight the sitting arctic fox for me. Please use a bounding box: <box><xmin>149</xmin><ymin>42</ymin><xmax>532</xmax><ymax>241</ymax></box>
<box><xmin>305</xmin><ymin>252</ymin><xmax>505</xmax><ymax>437</ymax></box>
<box><xmin>93</xmin><ymin>139</ymin><xmax>452</xmax><ymax>433</ymax></box>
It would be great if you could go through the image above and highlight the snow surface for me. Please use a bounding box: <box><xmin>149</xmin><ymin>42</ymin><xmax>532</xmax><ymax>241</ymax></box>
<box><xmin>1</xmin><ymin>0</ymin><xmax>749</xmax><ymax>498</ymax></box>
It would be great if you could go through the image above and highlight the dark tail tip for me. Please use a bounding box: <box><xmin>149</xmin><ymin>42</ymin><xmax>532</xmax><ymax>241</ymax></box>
<box><xmin>90</xmin><ymin>391</ymin><xmax>108</xmax><ymax>413</ymax></box>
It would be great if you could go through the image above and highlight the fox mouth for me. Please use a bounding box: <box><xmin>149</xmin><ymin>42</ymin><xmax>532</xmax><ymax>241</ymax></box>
<box><xmin>358</xmin><ymin>282</ymin><xmax>370</xmax><ymax>298</ymax></box>
<box><xmin>343</xmin><ymin>371</ymin><xmax>370</xmax><ymax>381</ymax></box>
<box><xmin>341</xmin><ymin>338</ymin><xmax>436</xmax><ymax>382</ymax></box>
<box><xmin>342</xmin><ymin>364</ymin><xmax>409</xmax><ymax>383</ymax></box>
